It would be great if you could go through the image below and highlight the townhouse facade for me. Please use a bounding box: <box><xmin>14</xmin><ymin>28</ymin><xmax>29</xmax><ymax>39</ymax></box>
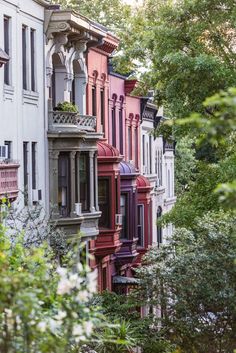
<box><xmin>0</xmin><ymin>0</ymin><xmax>175</xmax><ymax>293</ymax></box>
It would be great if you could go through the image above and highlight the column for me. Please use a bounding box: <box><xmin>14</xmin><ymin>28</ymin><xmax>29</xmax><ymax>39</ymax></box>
<box><xmin>89</xmin><ymin>151</ymin><xmax>95</xmax><ymax>213</ymax></box>
<box><xmin>70</xmin><ymin>151</ymin><xmax>76</xmax><ymax>217</ymax></box>
<box><xmin>93</xmin><ymin>152</ymin><xmax>99</xmax><ymax>211</ymax></box>
<box><xmin>76</xmin><ymin>151</ymin><xmax>81</xmax><ymax>205</ymax></box>
<box><xmin>49</xmin><ymin>149</ymin><xmax>60</xmax><ymax>218</ymax></box>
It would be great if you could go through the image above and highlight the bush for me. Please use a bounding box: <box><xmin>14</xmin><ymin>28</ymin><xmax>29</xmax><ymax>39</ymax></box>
<box><xmin>54</xmin><ymin>101</ymin><xmax>78</xmax><ymax>113</ymax></box>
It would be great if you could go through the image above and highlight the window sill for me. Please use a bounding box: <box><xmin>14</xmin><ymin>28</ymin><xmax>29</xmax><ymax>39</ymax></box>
<box><xmin>23</xmin><ymin>90</ymin><xmax>39</xmax><ymax>105</ymax></box>
<box><xmin>3</xmin><ymin>84</ymin><xmax>14</xmax><ymax>101</ymax></box>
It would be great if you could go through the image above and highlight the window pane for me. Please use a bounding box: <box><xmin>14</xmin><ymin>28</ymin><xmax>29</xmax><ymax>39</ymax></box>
<box><xmin>22</xmin><ymin>26</ymin><xmax>27</xmax><ymax>90</ymax></box>
<box><xmin>92</xmin><ymin>86</ymin><xmax>96</xmax><ymax>116</ymax></box>
<box><xmin>4</xmin><ymin>17</ymin><xmax>10</xmax><ymax>85</ymax></box>
<box><xmin>58</xmin><ymin>153</ymin><xmax>70</xmax><ymax>217</ymax></box>
<box><xmin>119</xmin><ymin>109</ymin><xmax>123</xmax><ymax>154</ymax></box>
<box><xmin>32</xmin><ymin>142</ymin><xmax>37</xmax><ymax>189</ymax></box>
<box><xmin>100</xmin><ymin>88</ymin><xmax>104</xmax><ymax>129</ymax></box>
<box><xmin>137</xmin><ymin>204</ymin><xmax>144</xmax><ymax>246</ymax></box>
<box><xmin>98</xmin><ymin>178</ymin><xmax>110</xmax><ymax>228</ymax></box>
<box><xmin>79</xmin><ymin>152</ymin><xmax>90</xmax><ymax>212</ymax></box>
<box><xmin>120</xmin><ymin>194</ymin><xmax>128</xmax><ymax>239</ymax></box>
<box><xmin>30</xmin><ymin>29</ymin><xmax>36</xmax><ymax>91</ymax></box>
<box><xmin>112</xmin><ymin>108</ymin><xmax>116</xmax><ymax>147</ymax></box>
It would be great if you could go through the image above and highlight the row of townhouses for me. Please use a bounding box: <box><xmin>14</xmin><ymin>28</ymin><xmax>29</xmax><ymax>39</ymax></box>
<box><xmin>0</xmin><ymin>0</ymin><xmax>176</xmax><ymax>292</ymax></box>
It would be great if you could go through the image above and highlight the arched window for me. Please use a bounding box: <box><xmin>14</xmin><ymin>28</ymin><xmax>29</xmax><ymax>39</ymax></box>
<box><xmin>157</xmin><ymin>206</ymin><xmax>162</xmax><ymax>248</ymax></box>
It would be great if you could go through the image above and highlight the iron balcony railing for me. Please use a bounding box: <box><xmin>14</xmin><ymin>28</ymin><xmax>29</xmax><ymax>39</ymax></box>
<box><xmin>0</xmin><ymin>161</ymin><xmax>20</xmax><ymax>201</ymax></box>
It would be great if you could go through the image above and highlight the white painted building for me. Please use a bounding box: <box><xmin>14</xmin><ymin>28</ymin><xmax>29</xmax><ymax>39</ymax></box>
<box><xmin>140</xmin><ymin>99</ymin><xmax>176</xmax><ymax>245</ymax></box>
<box><xmin>0</xmin><ymin>0</ymin><xmax>48</xmax><ymax>206</ymax></box>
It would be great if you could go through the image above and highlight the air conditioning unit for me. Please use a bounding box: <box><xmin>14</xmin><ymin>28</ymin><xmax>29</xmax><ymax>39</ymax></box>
<box><xmin>75</xmin><ymin>202</ymin><xmax>82</xmax><ymax>216</ymax></box>
<box><xmin>115</xmin><ymin>214</ymin><xmax>123</xmax><ymax>226</ymax></box>
<box><xmin>32</xmin><ymin>189</ymin><xmax>42</xmax><ymax>202</ymax></box>
<box><xmin>0</xmin><ymin>145</ymin><xmax>8</xmax><ymax>161</ymax></box>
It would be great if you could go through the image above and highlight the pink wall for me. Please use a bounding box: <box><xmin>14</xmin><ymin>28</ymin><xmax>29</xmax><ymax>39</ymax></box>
<box><xmin>109</xmin><ymin>74</ymin><xmax>141</xmax><ymax>170</ymax></box>
<box><xmin>87</xmin><ymin>49</ymin><xmax>109</xmax><ymax>139</ymax></box>
<box><xmin>125</xmin><ymin>95</ymin><xmax>141</xmax><ymax>170</ymax></box>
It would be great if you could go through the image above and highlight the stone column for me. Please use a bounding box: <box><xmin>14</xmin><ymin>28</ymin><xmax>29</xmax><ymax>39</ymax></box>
<box><xmin>89</xmin><ymin>151</ymin><xmax>95</xmax><ymax>213</ymax></box>
<box><xmin>70</xmin><ymin>151</ymin><xmax>76</xmax><ymax>217</ymax></box>
<box><xmin>76</xmin><ymin>151</ymin><xmax>81</xmax><ymax>204</ymax></box>
<box><xmin>94</xmin><ymin>152</ymin><xmax>99</xmax><ymax>211</ymax></box>
<box><xmin>49</xmin><ymin>149</ymin><xmax>60</xmax><ymax>218</ymax></box>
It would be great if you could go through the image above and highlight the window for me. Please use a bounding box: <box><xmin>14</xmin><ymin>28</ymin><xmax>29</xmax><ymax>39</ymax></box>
<box><xmin>23</xmin><ymin>142</ymin><xmax>29</xmax><ymax>205</ymax></box>
<box><xmin>157</xmin><ymin>151</ymin><xmax>163</xmax><ymax>185</ymax></box>
<box><xmin>4</xmin><ymin>16</ymin><xmax>10</xmax><ymax>85</ymax></box>
<box><xmin>92</xmin><ymin>86</ymin><xmax>96</xmax><ymax>116</ymax></box>
<box><xmin>98</xmin><ymin>178</ymin><xmax>110</xmax><ymax>228</ymax></box>
<box><xmin>100</xmin><ymin>88</ymin><xmax>105</xmax><ymax>131</ymax></box>
<box><xmin>155</xmin><ymin>150</ymin><xmax>158</xmax><ymax>174</ymax></box>
<box><xmin>71</xmin><ymin>78</ymin><xmax>75</xmax><ymax>104</ymax></box>
<box><xmin>142</xmin><ymin>135</ymin><xmax>145</xmax><ymax>166</ymax></box>
<box><xmin>168</xmin><ymin>169</ymin><xmax>171</xmax><ymax>197</ymax></box>
<box><xmin>31</xmin><ymin>142</ymin><xmax>37</xmax><ymax>190</ymax></box>
<box><xmin>79</xmin><ymin>152</ymin><xmax>90</xmax><ymax>212</ymax></box>
<box><xmin>58</xmin><ymin>153</ymin><xmax>70</xmax><ymax>217</ymax></box>
<box><xmin>135</xmin><ymin>128</ymin><xmax>138</xmax><ymax>168</ymax></box>
<box><xmin>30</xmin><ymin>29</ymin><xmax>36</xmax><ymax>91</ymax></box>
<box><xmin>157</xmin><ymin>207</ymin><xmax>162</xmax><ymax>248</ymax></box>
<box><xmin>149</xmin><ymin>135</ymin><xmax>152</xmax><ymax>174</ymax></box>
<box><xmin>128</xmin><ymin>127</ymin><xmax>132</xmax><ymax>161</ymax></box>
<box><xmin>4</xmin><ymin>141</ymin><xmax>12</xmax><ymax>160</ymax></box>
<box><xmin>102</xmin><ymin>267</ymin><xmax>107</xmax><ymax>291</ymax></box>
<box><xmin>120</xmin><ymin>194</ymin><xmax>128</xmax><ymax>239</ymax></box>
<box><xmin>119</xmin><ymin>109</ymin><xmax>123</xmax><ymax>154</ymax></box>
<box><xmin>137</xmin><ymin>204</ymin><xmax>144</xmax><ymax>246</ymax></box>
<box><xmin>22</xmin><ymin>25</ymin><xmax>27</xmax><ymax>90</ymax></box>
<box><xmin>111</xmin><ymin>107</ymin><xmax>116</xmax><ymax>147</ymax></box>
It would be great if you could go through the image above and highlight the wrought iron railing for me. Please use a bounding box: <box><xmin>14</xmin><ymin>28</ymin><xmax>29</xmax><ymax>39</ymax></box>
<box><xmin>49</xmin><ymin>111</ymin><xmax>96</xmax><ymax>131</ymax></box>
<box><xmin>0</xmin><ymin>162</ymin><xmax>20</xmax><ymax>200</ymax></box>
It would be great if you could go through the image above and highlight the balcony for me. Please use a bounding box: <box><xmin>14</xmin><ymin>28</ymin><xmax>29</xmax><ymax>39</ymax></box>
<box><xmin>48</xmin><ymin>110</ymin><xmax>96</xmax><ymax>133</ymax></box>
<box><xmin>0</xmin><ymin>162</ymin><xmax>20</xmax><ymax>201</ymax></box>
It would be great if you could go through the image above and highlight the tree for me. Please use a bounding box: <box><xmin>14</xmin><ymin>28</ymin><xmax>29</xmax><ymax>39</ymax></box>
<box><xmin>136</xmin><ymin>211</ymin><xmax>236</xmax><ymax>353</ymax></box>
<box><xmin>130</xmin><ymin>0</ymin><xmax>236</xmax><ymax>117</ymax></box>
<box><xmin>50</xmin><ymin>0</ymin><xmax>132</xmax><ymax>36</ymax></box>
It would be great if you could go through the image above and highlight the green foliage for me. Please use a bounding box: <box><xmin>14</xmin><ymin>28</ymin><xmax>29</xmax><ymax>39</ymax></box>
<box><xmin>134</xmin><ymin>0</ymin><xmax>236</xmax><ymax>117</ymax></box>
<box><xmin>54</xmin><ymin>101</ymin><xmax>78</xmax><ymax>113</ymax></box>
<box><xmin>174</xmin><ymin>136</ymin><xmax>196</xmax><ymax>196</ymax></box>
<box><xmin>137</xmin><ymin>211</ymin><xmax>236</xmax><ymax>353</ymax></box>
<box><xmin>0</xmin><ymin>223</ymin><xmax>109</xmax><ymax>353</ymax></box>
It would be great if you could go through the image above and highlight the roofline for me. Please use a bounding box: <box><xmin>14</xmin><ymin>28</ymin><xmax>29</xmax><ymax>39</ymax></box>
<box><xmin>33</xmin><ymin>0</ymin><xmax>50</xmax><ymax>7</ymax></box>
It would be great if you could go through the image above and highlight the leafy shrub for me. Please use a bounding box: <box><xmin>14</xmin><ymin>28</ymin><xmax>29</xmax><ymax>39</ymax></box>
<box><xmin>54</xmin><ymin>101</ymin><xmax>78</xmax><ymax>113</ymax></box>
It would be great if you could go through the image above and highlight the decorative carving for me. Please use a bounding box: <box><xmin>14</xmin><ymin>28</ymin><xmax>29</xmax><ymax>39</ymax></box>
<box><xmin>47</xmin><ymin>21</ymin><xmax>71</xmax><ymax>40</ymax></box>
<box><xmin>46</xmin><ymin>67</ymin><xmax>53</xmax><ymax>87</ymax></box>
<box><xmin>50</xmin><ymin>111</ymin><xmax>96</xmax><ymax>131</ymax></box>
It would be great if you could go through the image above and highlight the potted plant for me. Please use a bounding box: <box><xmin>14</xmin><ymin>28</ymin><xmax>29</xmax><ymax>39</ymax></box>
<box><xmin>54</xmin><ymin>101</ymin><xmax>79</xmax><ymax>113</ymax></box>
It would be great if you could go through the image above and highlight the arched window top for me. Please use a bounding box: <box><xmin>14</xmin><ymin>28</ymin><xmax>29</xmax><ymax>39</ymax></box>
<box><xmin>157</xmin><ymin>206</ymin><xmax>162</xmax><ymax>217</ymax></box>
<box><xmin>112</xmin><ymin>93</ymin><xmax>117</xmax><ymax>105</ymax></box>
<box><xmin>92</xmin><ymin>69</ymin><xmax>98</xmax><ymax>84</ymax></box>
<box><xmin>120</xmin><ymin>95</ymin><xmax>124</xmax><ymax>106</ymax></box>
<box><xmin>101</xmin><ymin>72</ymin><xmax>106</xmax><ymax>85</ymax></box>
